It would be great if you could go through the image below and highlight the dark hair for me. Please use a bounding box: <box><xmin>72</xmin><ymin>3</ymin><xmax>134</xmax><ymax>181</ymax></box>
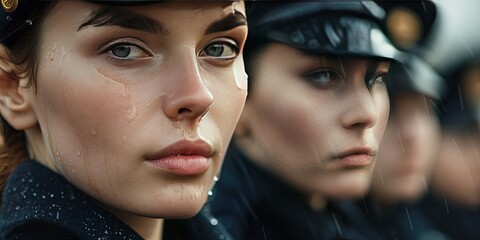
<box><xmin>0</xmin><ymin>3</ymin><xmax>54</xmax><ymax>200</ymax></box>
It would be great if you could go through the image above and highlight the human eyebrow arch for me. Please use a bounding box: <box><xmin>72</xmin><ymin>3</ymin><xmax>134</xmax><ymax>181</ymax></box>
<box><xmin>77</xmin><ymin>7</ymin><xmax>168</xmax><ymax>35</ymax></box>
<box><xmin>205</xmin><ymin>10</ymin><xmax>247</xmax><ymax>34</ymax></box>
<box><xmin>365</xmin><ymin>60</ymin><xmax>390</xmax><ymax>83</ymax></box>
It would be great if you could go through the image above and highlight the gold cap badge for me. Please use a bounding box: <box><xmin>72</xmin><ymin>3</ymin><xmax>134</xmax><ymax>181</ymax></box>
<box><xmin>2</xmin><ymin>0</ymin><xmax>18</xmax><ymax>13</ymax></box>
<box><xmin>386</xmin><ymin>7</ymin><xmax>423</xmax><ymax>50</ymax></box>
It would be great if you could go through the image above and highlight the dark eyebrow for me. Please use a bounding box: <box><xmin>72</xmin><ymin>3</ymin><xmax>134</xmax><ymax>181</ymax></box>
<box><xmin>77</xmin><ymin>7</ymin><xmax>168</xmax><ymax>35</ymax></box>
<box><xmin>205</xmin><ymin>10</ymin><xmax>247</xmax><ymax>34</ymax></box>
<box><xmin>365</xmin><ymin>60</ymin><xmax>391</xmax><ymax>82</ymax></box>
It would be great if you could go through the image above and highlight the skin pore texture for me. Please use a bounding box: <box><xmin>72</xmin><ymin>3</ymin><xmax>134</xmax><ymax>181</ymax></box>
<box><xmin>235</xmin><ymin>43</ymin><xmax>390</xmax><ymax>210</ymax></box>
<box><xmin>371</xmin><ymin>92</ymin><xmax>441</xmax><ymax>207</ymax></box>
<box><xmin>2</xmin><ymin>1</ymin><xmax>248</xmax><ymax>239</ymax></box>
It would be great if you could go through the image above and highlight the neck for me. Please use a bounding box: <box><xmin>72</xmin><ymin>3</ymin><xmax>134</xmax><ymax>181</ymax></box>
<box><xmin>26</xmin><ymin>128</ymin><xmax>164</xmax><ymax>239</ymax></box>
<box><xmin>25</xmin><ymin>128</ymin><xmax>59</xmax><ymax>172</ymax></box>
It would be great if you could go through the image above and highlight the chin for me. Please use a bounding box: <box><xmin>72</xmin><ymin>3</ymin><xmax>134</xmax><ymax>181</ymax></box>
<box><xmin>142</xmin><ymin>197</ymin><xmax>208</xmax><ymax>219</ymax></box>
<box><xmin>327</xmin><ymin>173</ymin><xmax>372</xmax><ymax>199</ymax></box>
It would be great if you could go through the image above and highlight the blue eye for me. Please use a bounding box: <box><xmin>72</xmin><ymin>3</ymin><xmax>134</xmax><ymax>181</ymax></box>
<box><xmin>200</xmin><ymin>39</ymin><xmax>239</xmax><ymax>61</ymax></box>
<box><xmin>304</xmin><ymin>70</ymin><xmax>343</xmax><ymax>88</ymax></box>
<box><xmin>108</xmin><ymin>44</ymin><xmax>149</xmax><ymax>59</ymax></box>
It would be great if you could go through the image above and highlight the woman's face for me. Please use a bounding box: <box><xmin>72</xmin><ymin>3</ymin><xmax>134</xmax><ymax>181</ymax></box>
<box><xmin>371</xmin><ymin>93</ymin><xmax>441</xmax><ymax>203</ymax></box>
<box><xmin>237</xmin><ymin>43</ymin><xmax>390</xmax><ymax>201</ymax></box>
<box><xmin>27</xmin><ymin>1</ymin><xmax>248</xmax><ymax>218</ymax></box>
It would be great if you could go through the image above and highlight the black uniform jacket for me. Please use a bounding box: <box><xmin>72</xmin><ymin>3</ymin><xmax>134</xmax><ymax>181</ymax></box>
<box><xmin>421</xmin><ymin>191</ymin><xmax>480</xmax><ymax>240</ymax></box>
<box><xmin>210</xmin><ymin>140</ymin><xmax>379</xmax><ymax>240</ymax></box>
<box><xmin>0</xmin><ymin>160</ymin><xmax>231</xmax><ymax>240</ymax></box>
<box><xmin>356</xmin><ymin>195</ymin><xmax>449</xmax><ymax>240</ymax></box>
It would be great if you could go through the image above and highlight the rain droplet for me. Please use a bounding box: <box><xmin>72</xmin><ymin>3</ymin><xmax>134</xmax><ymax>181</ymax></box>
<box><xmin>210</xmin><ymin>218</ymin><xmax>218</xmax><ymax>226</ymax></box>
<box><xmin>127</xmin><ymin>107</ymin><xmax>137</xmax><ymax>121</ymax></box>
<box><xmin>208</xmin><ymin>191</ymin><xmax>213</xmax><ymax>196</ymax></box>
<box><xmin>76</xmin><ymin>151</ymin><xmax>81</xmax><ymax>156</ymax></box>
<box><xmin>91</xmin><ymin>129</ymin><xmax>97</xmax><ymax>135</ymax></box>
<box><xmin>26</xmin><ymin>20</ymin><xmax>32</xmax><ymax>25</ymax></box>
<box><xmin>6</xmin><ymin>16</ymin><xmax>11</xmax><ymax>21</ymax></box>
<box><xmin>213</xmin><ymin>176</ymin><xmax>219</xmax><ymax>182</ymax></box>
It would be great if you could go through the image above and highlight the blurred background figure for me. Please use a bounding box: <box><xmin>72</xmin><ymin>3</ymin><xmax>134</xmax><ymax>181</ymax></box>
<box><xmin>421</xmin><ymin>55</ymin><xmax>480</xmax><ymax>240</ymax></box>
<box><xmin>412</xmin><ymin>0</ymin><xmax>480</xmax><ymax>239</ymax></box>
<box><xmin>361</xmin><ymin>54</ymin><xmax>448</xmax><ymax>240</ymax></box>
<box><xmin>208</xmin><ymin>1</ymin><xmax>400</xmax><ymax>239</ymax></box>
<box><xmin>350</xmin><ymin>7</ymin><xmax>447</xmax><ymax>239</ymax></box>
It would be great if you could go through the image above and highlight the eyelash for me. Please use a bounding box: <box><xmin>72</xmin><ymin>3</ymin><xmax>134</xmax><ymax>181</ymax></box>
<box><xmin>199</xmin><ymin>38</ymin><xmax>240</xmax><ymax>64</ymax></box>
<box><xmin>303</xmin><ymin>68</ymin><xmax>344</xmax><ymax>89</ymax></box>
<box><xmin>367</xmin><ymin>72</ymin><xmax>388</xmax><ymax>89</ymax></box>
<box><xmin>100</xmin><ymin>39</ymin><xmax>153</xmax><ymax>65</ymax></box>
<box><xmin>99</xmin><ymin>37</ymin><xmax>241</xmax><ymax>67</ymax></box>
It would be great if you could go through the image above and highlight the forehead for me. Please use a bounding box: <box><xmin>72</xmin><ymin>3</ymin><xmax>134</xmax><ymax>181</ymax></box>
<box><xmin>45</xmin><ymin>1</ymin><xmax>245</xmax><ymax>29</ymax></box>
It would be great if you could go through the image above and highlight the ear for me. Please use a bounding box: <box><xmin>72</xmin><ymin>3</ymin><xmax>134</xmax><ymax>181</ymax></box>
<box><xmin>0</xmin><ymin>44</ymin><xmax>37</xmax><ymax>130</ymax></box>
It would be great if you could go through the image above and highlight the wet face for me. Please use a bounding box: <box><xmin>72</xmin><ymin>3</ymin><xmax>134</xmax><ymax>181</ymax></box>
<box><xmin>237</xmin><ymin>43</ymin><xmax>390</xmax><ymax>202</ymax></box>
<box><xmin>371</xmin><ymin>93</ymin><xmax>441</xmax><ymax>204</ymax></box>
<box><xmin>26</xmin><ymin>1</ymin><xmax>247</xmax><ymax>218</ymax></box>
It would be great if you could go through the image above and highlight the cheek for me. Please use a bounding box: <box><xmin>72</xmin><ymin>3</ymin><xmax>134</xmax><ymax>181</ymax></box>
<box><xmin>374</xmin><ymin>90</ymin><xmax>390</xmax><ymax>140</ymax></box>
<box><xmin>34</xmin><ymin>58</ymin><xmax>135</xmax><ymax>173</ymax></box>
<box><xmin>204</xmin><ymin>69</ymin><xmax>247</xmax><ymax>153</ymax></box>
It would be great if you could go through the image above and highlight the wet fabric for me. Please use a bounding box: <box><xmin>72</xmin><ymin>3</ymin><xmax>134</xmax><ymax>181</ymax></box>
<box><xmin>355</xmin><ymin>195</ymin><xmax>449</xmax><ymax>240</ymax></box>
<box><xmin>421</xmin><ymin>191</ymin><xmax>480</xmax><ymax>240</ymax></box>
<box><xmin>209</xmin><ymin>140</ymin><xmax>375</xmax><ymax>240</ymax></box>
<box><xmin>0</xmin><ymin>160</ymin><xmax>230</xmax><ymax>240</ymax></box>
<box><xmin>0</xmin><ymin>160</ymin><xmax>141</xmax><ymax>239</ymax></box>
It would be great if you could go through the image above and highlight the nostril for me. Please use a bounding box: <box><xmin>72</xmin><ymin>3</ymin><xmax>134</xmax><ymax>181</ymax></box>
<box><xmin>178</xmin><ymin>108</ymin><xmax>191</xmax><ymax>115</ymax></box>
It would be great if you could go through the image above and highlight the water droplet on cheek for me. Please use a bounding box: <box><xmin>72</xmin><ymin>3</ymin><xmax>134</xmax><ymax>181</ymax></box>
<box><xmin>127</xmin><ymin>107</ymin><xmax>137</xmax><ymax>122</ymax></box>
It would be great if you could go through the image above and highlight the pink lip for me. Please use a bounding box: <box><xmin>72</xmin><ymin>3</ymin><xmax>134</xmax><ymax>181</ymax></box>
<box><xmin>146</xmin><ymin>140</ymin><xmax>214</xmax><ymax>176</ymax></box>
<box><xmin>332</xmin><ymin>147</ymin><xmax>376</xmax><ymax>168</ymax></box>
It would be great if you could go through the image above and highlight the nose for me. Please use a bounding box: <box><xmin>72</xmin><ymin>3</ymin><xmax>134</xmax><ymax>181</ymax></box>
<box><xmin>163</xmin><ymin>56</ymin><xmax>214</xmax><ymax>122</ymax></box>
<box><xmin>341</xmin><ymin>85</ymin><xmax>380</xmax><ymax>130</ymax></box>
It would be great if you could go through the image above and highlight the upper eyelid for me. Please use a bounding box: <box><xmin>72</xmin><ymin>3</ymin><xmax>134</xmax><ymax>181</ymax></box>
<box><xmin>198</xmin><ymin>38</ymin><xmax>240</xmax><ymax>59</ymax></box>
<box><xmin>305</xmin><ymin>68</ymin><xmax>343</xmax><ymax>78</ymax></box>
<box><xmin>99</xmin><ymin>38</ymin><xmax>152</xmax><ymax>54</ymax></box>
<box><xmin>204</xmin><ymin>38</ymin><xmax>239</xmax><ymax>49</ymax></box>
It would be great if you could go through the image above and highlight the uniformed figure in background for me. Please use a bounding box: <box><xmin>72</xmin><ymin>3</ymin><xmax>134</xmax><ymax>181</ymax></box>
<box><xmin>421</xmin><ymin>54</ymin><xmax>480</xmax><ymax>240</ymax></box>
<box><xmin>359</xmin><ymin>54</ymin><xmax>449</xmax><ymax>240</ymax></box>
<box><xmin>354</xmin><ymin>1</ymin><xmax>450</xmax><ymax>239</ymax></box>
<box><xmin>209</xmin><ymin>1</ymin><xmax>401</xmax><ymax>239</ymax></box>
